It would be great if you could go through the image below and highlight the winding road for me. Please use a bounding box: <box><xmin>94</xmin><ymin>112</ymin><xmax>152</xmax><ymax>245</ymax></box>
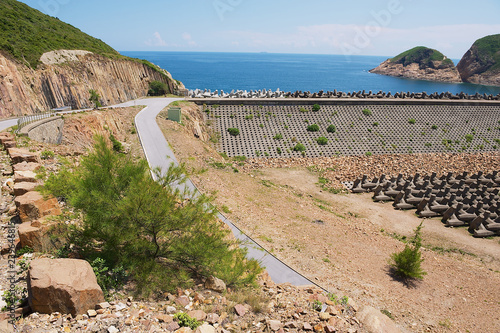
<box><xmin>0</xmin><ymin>98</ymin><xmax>316</xmax><ymax>287</ymax></box>
<box><xmin>115</xmin><ymin>97</ymin><xmax>315</xmax><ymax>286</ymax></box>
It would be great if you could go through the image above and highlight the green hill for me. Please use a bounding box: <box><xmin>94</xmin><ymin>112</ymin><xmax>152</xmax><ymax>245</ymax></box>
<box><xmin>390</xmin><ymin>46</ymin><xmax>454</xmax><ymax>69</ymax></box>
<box><xmin>0</xmin><ymin>0</ymin><xmax>119</xmax><ymax>68</ymax></box>
<box><xmin>471</xmin><ymin>34</ymin><xmax>500</xmax><ymax>72</ymax></box>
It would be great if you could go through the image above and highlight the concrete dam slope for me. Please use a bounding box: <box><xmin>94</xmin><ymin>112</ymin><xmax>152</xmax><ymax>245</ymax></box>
<box><xmin>189</xmin><ymin>99</ymin><xmax>500</xmax><ymax>159</ymax></box>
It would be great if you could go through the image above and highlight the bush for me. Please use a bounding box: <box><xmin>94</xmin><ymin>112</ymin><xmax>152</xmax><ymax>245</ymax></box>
<box><xmin>148</xmin><ymin>80</ymin><xmax>168</xmax><ymax>96</ymax></box>
<box><xmin>273</xmin><ymin>133</ymin><xmax>283</xmax><ymax>140</ymax></box>
<box><xmin>316</xmin><ymin>137</ymin><xmax>328</xmax><ymax>145</ymax></box>
<box><xmin>312</xmin><ymin>104</ymin><xmax>321</xmax><ymax>112</ymax></box>
<box><xmin>465</xmin><ymin>134</ymin><xmax>474</xmax><ymax>142</ymax></box>
<box><xmin>174</xmin><ymin>312</ymin><xmax>200</xmax><ymax>330</ymax></box>
<box><xmin>431</xmin><ymin>125</ymin><xmax>438</xmax><ymax>129</ymax></box>
<box><xmin>307</xmin><ymin>124</ymin><xmax>320</xmax><ymax>132</ymax></box>
<box><xmin>408</xmin><ymin>118</ymin><xmax>416</xmax><ymax>124</ymax></box>
<box><xmin>365</xmin><ymin>151</ymin><xmax>373</xmax><ymax>157</ymax></box>
<box><xmin>227</xmin><ymin>128</ymin><xmax>240</xmax><ymax>136</ymax></box>
<box><xmin>89</xmin><ymin>89</ymin><xmax>102</xmax><ymax>109</ymax></box>
<box><xmin>43</xmin><ymin>136</ymin><xmax>262</xmax><ymax>295</ymax></box>
<box><xmin>293</xmin><ymin>143</ymin><xmax>306</xmax><ymax>152</ymax></box>
<box><xmin>41</xmin><ymin>150</ymin><xmax>55</xmax><ymax>160</ymax></box>
<box><xmin>326</xmin><ymin>125</ymin><xmax>336</xmax><ymax>133</ymax></box>
<box><xmin>362</xmin><ymin>109</ymin><xmax>372</xmax><ymax>116</ymax></box>
<box><xmin>109</xmin><ymin>134</ymin><xmax>123</xmax><ymax>152</ymax></box>
<box><xmin>389</xmin><ymin>222</ymin><xmax>426</xmax><ymax>282</ymax></box>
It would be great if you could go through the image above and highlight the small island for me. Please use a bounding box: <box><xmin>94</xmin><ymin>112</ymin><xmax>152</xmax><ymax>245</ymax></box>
<box><xmin>369</xmin><ymin>46</ymin><xmax>462</xmax><ymax>83</ymax></box>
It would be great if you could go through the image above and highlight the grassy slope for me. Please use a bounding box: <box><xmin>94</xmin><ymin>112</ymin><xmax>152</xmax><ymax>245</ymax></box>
<box><xmin>390</xmin><ymin>46</ymin><xmax>454</xmax><ymax>67</ymax></box>
<box><xmin>472</xmin><ymin>34</ymin><xmax>500</xmax><ymax>72</ymax></box>
<box><xmin>0</xmin><ymin>0</ymin><xmax>118</xmax><ymax>68</ymax></box>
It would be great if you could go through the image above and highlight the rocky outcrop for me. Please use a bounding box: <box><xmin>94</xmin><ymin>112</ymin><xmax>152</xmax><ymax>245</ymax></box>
<box><xmin>14</xmin><ymin>191</ymin><xmax>61</xmax><ymax>222</ymax></box>
<box><xmin>27</xmin><ymin>258</ymin><xmax>105</xmax><ymax>315</ymax></box>
<box><xmin>457</xmin><ymin>34</ymin><xmax>500</xmax><ymax>86</ymax></box>
<box><xmin>370</xmin><ymin>47</ymin><xmax>461</xmax><ymax>83</ymax></box>
<box><xmin>0</xmin><ymin>50</ymin><xmax>183</xmax><ymax>118</ymax></box>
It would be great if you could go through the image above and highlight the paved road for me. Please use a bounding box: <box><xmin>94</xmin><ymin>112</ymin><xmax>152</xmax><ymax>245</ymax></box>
<box><xmin>1</xmin><ymin>98</ymin><xmax>316</xmax><ymax>286</ymax></box>
<box><xmin>114</xmin><ymin>98</ymin><xmax>315</xmax><ymax>286</ymax></box>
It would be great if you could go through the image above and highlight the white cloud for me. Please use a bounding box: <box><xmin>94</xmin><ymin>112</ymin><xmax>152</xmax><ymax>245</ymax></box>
<box><xmin>219</xmin><ymin>24</ymin><xmax>500</xmax><ymax>58</ymax></box>
<box><xmin>182</xmin><ymin>32</ymin><xmax>197</xmax><ymax>47</ymax></box>
<box><xmin>145</xmin><ymin>32</ymin><xmax>167</xmax><ymax>47</ymax></box>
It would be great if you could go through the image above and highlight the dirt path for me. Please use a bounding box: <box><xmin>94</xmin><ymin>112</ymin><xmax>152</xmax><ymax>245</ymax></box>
<box><xmin>157</xmin><ymin>113</ymin><xmax>500</xmax><ymax>333</ymax></box>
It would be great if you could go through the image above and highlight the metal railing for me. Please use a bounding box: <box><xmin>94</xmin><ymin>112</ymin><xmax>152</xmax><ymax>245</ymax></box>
<box><xmin>16</xmin><ymin>111</ymin><xmax>57</xmax><ymax>133</ymax></box>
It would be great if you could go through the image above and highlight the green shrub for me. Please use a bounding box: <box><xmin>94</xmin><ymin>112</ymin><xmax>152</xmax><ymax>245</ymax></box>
<box><xmin>43</xmin><ymin>136</ymin><xmax>262</xmax><ymax>295</ymax></box>
<box><xmin>300</xmin><ymin>107</ymin><xmax>308</xmax><ymax>113</ymax></box>
<box><xmin>245</xmin><ymin>114</ymin><xmax>253</xmax><ymax>120</ymax></box>
<box><xmin>362</xmin><ymin>109</ymin><xmax>372</xmax><ymax>116</ymax></box>
<box><xmin>312</xmin><ymin>104</ymin><xmax>321</xmax><ymax>112</ymax></box>
<box><xmin>465</xmin><ymin>134</ymin><xmax>474</xmax><ymax>142</ymax></box>
<box><xmin>365</xmin><ymin>151</ymin><xmax>372</xmax><ymax>157</ymax></box>
<box><xmin>276</xmin><ymin>147</ymin><xmax>282</xmax><ymax>155</ymax></box>
<box><xmin>293</xmin><ymin>143</ymin><xmax>306</xmax><ymax>152</ymax></box>
<box><xmin>41</xmin><ymin>150</ymin><xmax>55</xmax><ymax>160</ymax></box>
<box><xmin>408</xmin><ymin>118</ymin><xmax>416</xmax><ymax>124</ymax></box>
<box><xmin>316</xmin><ymin>137</ymin><xmax>328</xmax><ymax>145</ymax></box>
<box><xmin>326</xmin><ymin>125</ymin><xmax>336</xmax><ymax>133</ymax></box>
<box><xmin>389</xmin><ymin>222</ymin><xmax>427</xmax><ymax>282</ymax></box>
<box><xmin>89</xmin><ymin>89</ymin><xmax>102</xmax><ymax>109</ymax></box>
<box><xmin>91</xmin><ymin>257</ymin><xmax>128</xmax><ymax>300</ymax></box>
<box><xmin>148</xmin><ymin>81</ymin><xmax>168</xmax><ymax>96</ymax></box>
<box><xmin>307</xmin><ymin>124</ymin><xmax>320</xmax><ymax>132</ymax></box>
<box><xmin>227</xmin><ymin>128</ymin><xmax>240</xmax><ymax>136</ymax></box>
<box><xmin>174</xmin><ymin>313</ymin><xmax>200</xmax><ymax>330</ymax></box>
<box><xmin>16</xmin><ymin>246</ymin><xmax>34</xmax><ymax>256</ymax></box>
<box><xmin>431</xmin><ymin>125</ymin><xmax>438</xmax><ymax>130</ymax></box>
<box><xmin>273</xmin><ymin>133</ymin><xmax>283</xmax><ymax>140</ymax></box>
<box><xmin>373</xmin><ymin>122</ymin><xmax>379</xmax><ymax>127</ymax></box>
<box><xmin>109</xmin><ymin>134</ymin><xmax>123</xmax><ymax>152</ymax></box>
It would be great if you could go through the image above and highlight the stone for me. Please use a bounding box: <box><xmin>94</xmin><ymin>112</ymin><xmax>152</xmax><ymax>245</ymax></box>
<box><xmin>14</xmin><ymin>170</ymin><xmax>37</xmax><ymax>183</ymax></box>
<box><xmin>87</xmin><ymin>309</ymin><xmax>97</xmax><ymax>317</ymax></box>
<box><xmin>175</xmin><ymin>295</ymin><xmax>190</xmax><ymax>307</ymax></box>
<box><xmin>187</xmin><ymin>310</ymin><xmax>206</xmax><ymax>321</ymax></box>
<box><xmin>268</xmin><ymin>320</ymin><xmax>281</xmax><ymax>331</ymax></box>
<box><xmin>206</xmin><ymin>313</ymin><xmax>219</xmax><ymax>324</ymax></box>
<box><xmin>13</xmin><ymin>161</ymin><xmax>42</xmax><ymax>172</ymax></box>
<box><xmin>234</xmin><ymin>304</ymin><xmax>246</xmax><ymax>317</ymax></box>
<box><xmin>195</xmin><ymin>323</ymin><xmax>216</xmax><ymax>333</ymax></box>
<box><xmin>13</xmin><ymin>181</ymin><xmax>38</xmax><ymax>196</ymax></box>
<box><xmin>166</xmin><ymin>305</ymin><xmax>177</xmax><ymax>314</ymax></box>
<box><xmin>107</xmin><ymin>326</ymin><xmax>119</xmax><ymax>333</ymax></box>
<box><xmin>166</xmin><ymin>321</ymin><xmax>180</xmax><ymax>331</ymax></box>
<box><xmin>176</xmin><ymin>327</ymin><xmax>193</xmax><ymax>333</ymax></box>
<box><xmin>18</xmin><ymin>222</ymin><xmax>42</xmax><ymax>251</ymax></box>
<box><xmin>303</xmin><ymin>322</ymin><xmax>314</xmax><ymax>331</ymax></box>
<box><xmin>319</xmin><ymin>312</ymin><xmax>331</xmax><ymax>321</ymax></box>
<box><xmin>14</xmin><ymin>191</ymin><xmax>61</xmax><ymax>222</ymax></box>
<box><xmin>28</xmin><ymin>258</ymin><xmax>105</xmax><ymax>316</ymax></box>
<box><xmin>204</xmin><ymin>276</ymin><xmax>226</xmax><ymax>292</ymax></box>
<box><xmin>96</xmin><ymin>301</ymin><xmax>111</xmax><ymax>310</ymax></box>
<box><xmin>325</xmin><ymin>326</ymin><xmax>336</xmax><ymax>333</ymax></box>
<box><xmin>347</xmin><ymin>298</ymin><xmax>358</xmax><ymax>312</ymax></box>
<box><xmin>357</xmin><ymin>305</ymin><xmax>402</xmax><ymax>333</ymax></box>
<box><xmin>156</xmin><ymin>314</ymin><xmax>173</xmax><ymax>323</ymax></box>
<box><xmin>7</xmin><ymin>148</ymin><xmax>40</xmax><ymax>164</ymax></box>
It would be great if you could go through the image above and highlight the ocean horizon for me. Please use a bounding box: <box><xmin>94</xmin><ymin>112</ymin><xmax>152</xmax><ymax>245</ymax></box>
<box><xmin>121</xmin><ymin>51</ymin><xmax>500</xmax><ymax>96</ymax></box>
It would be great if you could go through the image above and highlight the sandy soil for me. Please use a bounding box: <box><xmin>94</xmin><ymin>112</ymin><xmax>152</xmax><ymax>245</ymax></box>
<box><xmin>157</xmin><ymin>111</ymin><xmax>500</xmax><ymax>333</ymax></box>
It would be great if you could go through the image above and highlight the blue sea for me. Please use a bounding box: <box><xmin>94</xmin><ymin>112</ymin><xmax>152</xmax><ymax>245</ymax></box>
<box><xmin>121</xmin><ymin>51</ymin><xmax>500</xmax><ymax>96</ymax></box>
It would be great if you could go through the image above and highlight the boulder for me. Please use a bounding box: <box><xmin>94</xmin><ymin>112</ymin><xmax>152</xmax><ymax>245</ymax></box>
<box><xmin>28</xmin><ymin>258</ymin><xmax>105</xmax><ymax>315</ymax></box>
<box><xmin>0</xmin><ymin>132</ymin><xmax>14</xmax><ymax>143</ymax></box>
<box><xmin>14</xmin><ymin>191</ymin><xmax>61</xmax><ymax>222</ymax></box>
<box><xmin>13</xmin><ymin>162</ymin><xmax>42</xmax><ymax>172</ymax></box>
<box><xmin>18</xmin><ymin>222</ymin><xmax>42</xmax><ymax>251</ymax></box>
<box><xmin>14</xmin><ymin>170</ymin><xmax>37</xmax><ymax>183</ymax></box>
<box><xmin>7</xmin><ymin>148</ymin><xmax>40</xmax><ymax>164</ymax></box>
<box><xmin>204</xmin><ymin>276</ymin><xmax>226</xmax><ymax>292</ymax></box>
<box><xmin>357</xmin><ymin>305</ymin><xmax>402</xmax><ymax>333</ymax></box>
<box><xmin>13</xmin><ymin>182</ymin><xmax>38</xmax><ymax>196</ymax></box>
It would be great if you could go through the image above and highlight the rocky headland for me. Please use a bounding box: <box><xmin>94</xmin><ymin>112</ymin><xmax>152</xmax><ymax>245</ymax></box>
<box><xmin>457</xmin><ymin>34</ymin><xmax>500</xmax><ymax>86</ymax></box>
<box><xmin>369</xmin><ymin>46</ymin><xmax>461</xmax><ymax>83</ymax></box>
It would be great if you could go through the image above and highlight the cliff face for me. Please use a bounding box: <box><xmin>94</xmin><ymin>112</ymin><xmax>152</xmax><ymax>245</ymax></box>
<box><xmin>0</xmin><ymin>51</ymin><xmax>182</xmax><ymax>118</ymax></box>
<box><xmin>457</xmin><ymin>35</ymin><xmax>500</xmax><ymax>86</ymax></box>
<box><xmin>370</xmin><ymin>47</ymin><xmax>461</xmax><ymax>83</ymax></box>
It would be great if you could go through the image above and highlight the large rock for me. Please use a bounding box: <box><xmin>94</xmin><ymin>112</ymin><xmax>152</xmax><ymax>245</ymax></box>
<box><xmin>18</xmin><ymin>222</ymin><xmax>42</xmax><ymax>251</ymax></box>
<box><xmin>15</xmin><ymin>191</ymin><xmax>61</xmax><ymax>222</ymax></box>
<box><xmin>28</xmin><ymin>258</ymin><xmax>105</xmax><ymax>315</ymax></box>
<box><xmin>457</xmin><ymin>34</ymin><xmax>500</xmax><ymax>86</ymax></box>
<box><xmin>204</xmin><ymin>276</ymin><xmax>226</xmax><ymax>292</ymax></box>
<box><xmin>7</xmin><ymin>148</ymin><xmax>40</xmax><ymax>164</ymax></box>
<box><xmin>13</xmin><ymin>182</ymin><xmax>38</xmax><ymax>196</ymax></box>
<box><xmin>14</xmin><ymin>170</ymin><xmax>37</xmax><ymax>183</ymax></box>
<box><xmin>13</xmin><ymin>161</ymin><xmax>42</xmax><ymax>172</ymax></box>
<box><xmin>357</xmin><ymin>305</ymin><xmax>402</xmax><ymax>333</ymax></box>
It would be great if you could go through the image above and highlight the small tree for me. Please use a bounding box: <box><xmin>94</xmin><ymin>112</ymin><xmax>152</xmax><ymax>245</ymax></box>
<box><xmin>312</xmin><ymin>104</ymin><xmax>321</xmax><ymax>112</ymax></box>
<box><xmin>227</xmin><ymin>128</ymin><xmax>240</xmax><ymax>136</ymax></box>
<box><xmin>326</xmin><ymin>125</ymin><xmax>336</xmax><ymax>133</ymax></box>
<box><xmin>148</xmin><ymin>80</ymin><xmax>168</xmax><ymax>96</ymax></box>
<box><xmin>389</xmin><ymin>222</ymin><xmax>427</xmax><ymax>283</ymax></box>
<box><xmin>307</xmin><ymin>124</ymin><xmax>320</xmax><ymax>132</ymax></box>
<box><xmin>89</xmin><ymin>89</ymin><xmax>101</xmax><ymax>109</ymax></box>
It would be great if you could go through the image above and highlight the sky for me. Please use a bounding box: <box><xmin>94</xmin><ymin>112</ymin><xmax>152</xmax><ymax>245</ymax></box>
<box><xmin>19</xmin><ymin>0</ymin><xmax>500</xmax><ymax>59</ymax></box>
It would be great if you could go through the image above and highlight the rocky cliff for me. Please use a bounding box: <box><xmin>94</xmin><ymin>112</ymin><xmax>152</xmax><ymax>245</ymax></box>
<box><xmin>0</xmin><ymin>50</ymin><xmax>183</xmax><ymax>118</ymax></box>
<box><xmin>457</xmin><ymin>34</ymin><xmax>500</xmax><ymax>86</ymax></box>
<box><xmin>370</xmin><ymin>47</ymin><xmax>461</xmax><ymax>83</ymax></box>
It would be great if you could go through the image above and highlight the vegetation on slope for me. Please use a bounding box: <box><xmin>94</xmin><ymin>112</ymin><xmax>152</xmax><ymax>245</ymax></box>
<box><xmin>470</xmin><ymin>34</ymin><xmax>500</xmax><ymax>73</ymax></box>
<box><xmin>0</xmin><ymin>0</ymin><xmax>118</xmax><ymax>68</ymax></box>
<box><xmin>390</xmin><ymin>46</ymin><xmax>454</xmax><ymax>68</ymax></box>
<box><xmin>44</xmin><ymin>136</ymin><xmax>262</xmax><ymax>295</ymax></box>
